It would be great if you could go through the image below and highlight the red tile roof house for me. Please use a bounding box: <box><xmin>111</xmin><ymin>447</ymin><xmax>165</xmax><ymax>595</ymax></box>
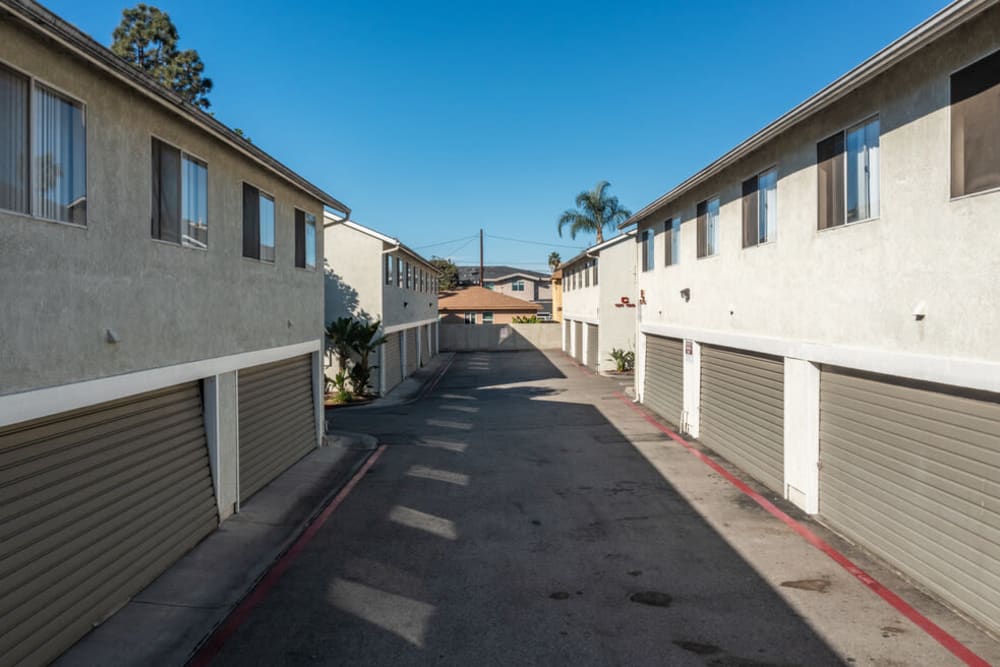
<box><xmin>438</xmin><ymin>286</ymin><xmax>541</xmax><ymax>325</ymax></box>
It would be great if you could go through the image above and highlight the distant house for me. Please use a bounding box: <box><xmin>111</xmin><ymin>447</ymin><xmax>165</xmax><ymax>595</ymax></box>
<box><xmin>438</xmin><ymin>286</ymin><xmax>541</xmax><ymax>325</ymax></box>
<box><xmin>324</xmin><ymin>215</ymin><xmax>440</xmax><ymax>396</ymax></box>
<box><xmin>457</xmin><ymin>265</ymin><xmax>552</xmax><ymax>318</ymax></box>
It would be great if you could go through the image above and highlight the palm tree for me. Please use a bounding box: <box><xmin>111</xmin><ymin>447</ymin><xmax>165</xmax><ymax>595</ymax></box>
<box><xmin>348</xmin><ymin>320</ymin><xmax>387</xmax><ymax>395</ymax></box>
<box><xmin>557</xmin><ymin>180</ymin><xmax>632</xmax><ymax>244</ymax></box>
<box><xmin>325</xmin><ymin>317</ymin><xmax>357</xmax><ymax>372</ymax></box>
<box><xmin>548</xmin><ymin>251</ymin><xmax>561</xmax><ymax>272</ymax></box>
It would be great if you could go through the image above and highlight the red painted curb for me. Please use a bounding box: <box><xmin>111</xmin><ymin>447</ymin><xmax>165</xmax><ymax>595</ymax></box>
<box><xmin>615</xmin><ymin>392</ymin><xmax>990</xmax><ymax>667</ymax></box>
<box><xmin>187</xmin><ymin>444</ymin><xmax>387</xmax><ymax>667</ymax></box>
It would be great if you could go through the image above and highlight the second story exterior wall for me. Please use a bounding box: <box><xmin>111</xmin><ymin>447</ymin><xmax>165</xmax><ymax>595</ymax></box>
<box><xmin>382</xmin><ymin>252</ymin><xmax>439</xmax><ymax>328</ymax></box>
<box><xmin>324</xmin><ymin>223</ymin><xmax>384</xmax><ymax>324</ymax></box>
<box><xmin>634</xmin><ymin>6</ymin><xmax>1000</xmax><ymax>365</ymax></box>
<box><xmin>1</xmin><ymin>18</ymin><xmax>328</xmax><ymax>396</ymax></box>
<box><xmin>489</xmin><ymin>275</ymin><xmax>552</xmax><ymax>303</ymax></box>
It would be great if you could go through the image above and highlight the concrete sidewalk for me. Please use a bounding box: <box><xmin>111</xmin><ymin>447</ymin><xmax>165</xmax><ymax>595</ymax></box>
<box><xmin>326</xmin><ymin>352</ymin><xmax>455</xmax><ymax>415</ymax></box>
<box><xmin>54</xmin><ymin>432</ymin><xmax>378</xmax><ymax>667</ymax></box>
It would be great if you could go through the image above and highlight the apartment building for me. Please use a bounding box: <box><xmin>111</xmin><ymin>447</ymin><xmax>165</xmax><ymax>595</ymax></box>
<box><xmin>323</xmin><ymin>216</ymin><xmax>440</xmax><ymax>395</ymax></box>
<box><xmin>0</xmin><ymin>2</ymin><xmax>349</xmax><ymax>664</ymax></box>
<box><xmin>625</xmin><ymin>0</ymin><xmax>1000</xmax><ymax>634</ymax></box>
<box><xmin>560</xmin><ymin>232</ymin><xmax>637</xmax><ymax>373</ymax></box>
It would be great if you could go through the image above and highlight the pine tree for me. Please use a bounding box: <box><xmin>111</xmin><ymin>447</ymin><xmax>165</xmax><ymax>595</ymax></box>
<box><xmin>112</xmin><ymin>4</ymin><xmax>213</xmax><ymax>109</ymax></box>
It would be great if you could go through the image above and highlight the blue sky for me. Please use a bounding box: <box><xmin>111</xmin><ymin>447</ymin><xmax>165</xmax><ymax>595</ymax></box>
<box><xmin>47</xmin><ymin>0</ymin><xmax>944</xmax><ymax>270</ymax></box>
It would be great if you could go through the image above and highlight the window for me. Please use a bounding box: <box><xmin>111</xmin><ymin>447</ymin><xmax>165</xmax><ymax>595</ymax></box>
<box><xmin>512</xmin><ymin>279</ymin><xmax>525</xmax><ymax>292</ymax></box>
<box><xmin>482</xmin><ymin>311</ymin><xmax>494</xmax><ymax>324</ymax></box>
<box><xmin>464</xmin><ymin>312</ymin><xmax>477</xmax><ymax>324</ymax></box>
<box><xmin>584</xmin><ymin>263</ymin><xmax>591</xmax><ymax>288</ymax></box>
<box><xmin>742</xmin><ymin>168</ymin><xmax>777</xmax><ymax>247</ymax></box>
<box><xmin>593</xmin><ymin>258</ymin><xmax>599</xmax><ymax>286</ymax></box>
<box><xmin>396</xmin><ymin>257</ymin><xmax>403</xmax><ymax>288</ymax></box>
<box><xmin>151</xmin><ymin>138</ymin><xmax>207</xmax><ymax>247</ymax></box>
<box><xmin>0</xmin><ymin>65</ymin><xmax>87</xmax><ymax>224</ymax></box>
<box><xmin>665</xmin><ymin>217</ymin><xmax>680</xmax><ymax>266</ymax></box>
<box><xmin>385</xmin><ymin>255</ymin><xmax>394</xmax><ymax>285</ymax></box>
<box><xmin>294</xmin><ymin>209</ymin><xmax>316</xmax><ymax>269</ymax></box>
<box><xmin>951</xmin><ymin>49</ymin><xmax>1000</xmax><ymax>197</ymax></box>
<box><xmin>405</xmin><ymin>262</ymin><xmax>412</xmax><ymax>289</ymax></box>
<box><xmin>242</xmin><ymin>183</ymin><xmax>275</xmax><ymax>261</ymax></box>
<box><xmin>818</xmin><ymin>117</ymin><xmax>880</xmax><ymax>229</ymax></box>
<box><xmin>641</xmin><ymin>227</ymin><xmax>655</xmax><ymax>271</ymax></box>
<box><xmin>697</xmin><ymin>198</ymin><xmax>719</xmax><ymax>257</ymax></box>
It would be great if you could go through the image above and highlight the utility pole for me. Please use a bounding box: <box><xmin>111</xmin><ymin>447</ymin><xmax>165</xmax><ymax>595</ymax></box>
<box><xmin>479</xmin><ymin>229</ymin><xmax>484</xmax><ymax>286</ymax></box>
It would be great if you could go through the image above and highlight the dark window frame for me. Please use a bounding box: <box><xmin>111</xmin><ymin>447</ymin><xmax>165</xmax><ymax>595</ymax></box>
<box><xmin>950</xmin><ymin>48</ymin><xmax>1000</xmax><ymax>199</ymax></box>
<box><xmin>241</xmin><ymin>182</ymin><xmax>276</xmax><ymax>262</ymax></box>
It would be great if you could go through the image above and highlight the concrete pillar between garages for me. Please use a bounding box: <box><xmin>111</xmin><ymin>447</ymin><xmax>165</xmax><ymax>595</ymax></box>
<box><xmin>417</xmin><ymin>326</ymin><xmax>423</xmax><ymax>366</ymax></box>
<box><xmin>635</xmin><ymin>331</ymin><xmax>647</xmax><ymax>403</ymax></box>
<box><xmin>783</xmin><ymin>357</ymin><xmax>820</xmax><ymax>514</ymax></box>
<box><xmin>682</xmin><ymin>339</ymin><xmax>701</xmax><ymax>438</ymax></box>
<box><xmin>561</xmin><ymin>319</ymin><xmax>567</xmax><ymax>353</ymax></box>
<box><xmin>205</xmin><ymin>371</ymin><xmax>239</xmax><ymax>521</ymax></box>
<box><xmin>582</xmin><ymin>323</ymin><xmax>590</xmax><ymax>366</ymax></box>
<box><xmin>401</xmin><ymin>329</ymin><xmax>408</xmax><ymax>377</ymax></box>
<box><xmin>379</xmin><ymin>341</ymin><xmax>387</xmax><ymax>396</ymax></box>
<box><xmin>312</xmin><ymin>350</ymin><xmax>324</xmax><ymax>446</ymax></box>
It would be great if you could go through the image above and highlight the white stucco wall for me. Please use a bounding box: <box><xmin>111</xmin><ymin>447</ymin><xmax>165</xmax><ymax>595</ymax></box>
<box><xmin>323</xmin><ymin>224</ymin><xmax>384</xmax><ymax>326</ymax></box>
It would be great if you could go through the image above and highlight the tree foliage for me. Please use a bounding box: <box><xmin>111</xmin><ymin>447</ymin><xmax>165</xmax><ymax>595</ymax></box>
<box><xmin>548</xmin><ymin>251</ymin><xmax>561</xmax><ymax>272</ymax></box>
<box><xmin>112</xmin><ymin>4</ymin><xmax>213</xmax><ymax>109</ymax></box>
<box><xmin>430</xmin><ymin>257</ymin><xmax>459</xmax><ymax>290</ymax></box>
<box><xmin>557</xmin><ymin>181</ymin><xmax>631</xmax><ymax>245</ymax></box>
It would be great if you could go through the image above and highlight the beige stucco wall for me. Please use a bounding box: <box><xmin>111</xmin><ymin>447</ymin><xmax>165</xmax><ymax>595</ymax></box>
<box><xmin>324</xmin><ymin>224</ymin><xmax>384</xmax><ymax>325</ymax></box>
<box><xmin>490</xmin><ymin>276</ymin><xmax>552</xmax><ymax>303</ymax></box>
<box><xmin>635</xmin><ymin>9</ymin><xmax>1000</xmax><ymax>365</ymax></box>
<box><xmin>382</xmin><ymin>252</ymin><xmax>439</xmax><ymax>328</ymax></box>
<box><xmin>0</xmin><ymin>20</ymin><xmax>326</xmax><ymax>396</ymax></box>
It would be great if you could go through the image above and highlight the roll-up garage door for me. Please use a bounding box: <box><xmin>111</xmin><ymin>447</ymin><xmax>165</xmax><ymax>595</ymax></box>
<box><xmin>0</xmin><ymin>383</ymin><xmax>217</xmax><ymax>667</ymax></box>
<box><xmin>700</xmin><ymin>346</ymin><xmax>784</xmax><ymax>493</ymax></box>
<box><xmin>573</xmin><ymin>321</ymin><xmax>583</xmax><ymax>363</ymax></box>
<box><xmin>563</xmin><ymin>321</ymin><xmax>571</xmax><ymax>353</ymax></box>
<box><xmin>644</xmin><ymin>335</ymin><xmax>684</xmax><ymax>428</ymax></box>
<box><xmin>238</xmin><ymin>355</ymin><xmax>316</xmax><ymax>503</ymax></box>
<box><xmin>820</xmin><ymin>369</ymin><xmax>1000</xmax><ymax>634</ymax></box>
<box><xmin>384</xmin><ymin>332</ymin><xmax>402</xmax><ymax>392</ymax></box>
<box><xmin>405</xmin><ymin>328</ymin><xmax>419</xmax><ymax>375</ymax></box>
<box><xmin>586</xmin><ymin>324</ymin><xmax>599</xmax><ymax>371</ymax></box>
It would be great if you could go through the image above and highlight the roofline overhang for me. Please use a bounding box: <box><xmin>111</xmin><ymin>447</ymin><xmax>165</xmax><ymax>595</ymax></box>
<box><xmin>1</xmin><ymin>0</ymin><xmax>350</xmax><ymax>216</ymax></box>
<box><xmin>618</xmin><ymin>0</ymin><xmax>998</xmax><ymax>230</ymax></box>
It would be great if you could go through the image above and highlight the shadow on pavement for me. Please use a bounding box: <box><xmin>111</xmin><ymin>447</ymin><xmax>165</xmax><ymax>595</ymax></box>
<box><xmin>208</xmin><ymin>351</ymin><xmax>843</xmax><ymax>667</ymax></box>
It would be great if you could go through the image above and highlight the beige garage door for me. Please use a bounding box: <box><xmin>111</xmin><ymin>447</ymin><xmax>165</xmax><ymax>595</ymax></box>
<box><xmin>700</xmin><ymin>345</ymin><xmax>784</xmax><ymax>494</ymax></box>
<box><xmin>586</xmin><ymin>324</ymin><xmax>599</xmax><ymax>371</ymax></box>
<box><xmin>644</xmin><ymin>335</ymin><xmax>684</xmax><ymax>429</ymax></box>
<box><xmin>0</xmin><ymin>383</ymin><xmax>217</xmax><ymax>667</ymax></box>
<box><xmin>563</xmin><ymin>321</ymin><xmax>571</xmax><ymax>353</ymax></box>
<box><xmin>405</xmin><ymin>328</ymin><xmax>419</xmax><ymax>375</ymax></box>
<box><xmin>573</xmin><ymin>321</ymin><xmax>583</xmax><ymax>363</ymax></box>
<box><xmin>820</xmin><ymin>368</ymin><xmax>1000</xmax><ymax>634</ymax></box>
<box><xmin>238</xmin><ymin>355</ymin><xmax>316</xmax><ymax>503</ymax></box>
<box><xmin>383</xmin><ymin>332</ymin><xmax>402</xmax><ymax>392</ymax></box>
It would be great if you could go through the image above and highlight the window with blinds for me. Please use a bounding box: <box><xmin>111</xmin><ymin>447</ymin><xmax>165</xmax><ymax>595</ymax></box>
<box><xmin>151</xmin><ymin>138</ymin><xmax>207</xmax><ymax>248</ymax></box>
<box><xmin>294</xmin><ymin>209</ymin><xmax>316</xmax><ymax>269</ymax></box>
<box><xmin>242</xmin><ymin>183</ymin><xmax>275</xmax><ymax>262</ymax></box>
<box><xmin>697</xmin><ymin>197</ymin><xmax>719</xmax><ymax>258</ymax></box>
<box><xmin>817</xmin><ymin>116</ymin><xmax>879</xmax><ymax>229</ymax></box>
<box><xmin>742</xmin><ymin>168</ymin><xmax>777</xmax><ymax>247</ymax></box>
<box><xmin>951</xmin><ymin>49</ymin><xmax>1000</xmax><ymax>198</ymax></box>
<box><xmin>0</xmin><ymin>65</ymin><xmax>86</xmax><ymax>225</ymax></box>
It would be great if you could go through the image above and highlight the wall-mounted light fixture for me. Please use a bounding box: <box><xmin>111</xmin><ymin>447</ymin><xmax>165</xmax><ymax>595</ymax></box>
<box><xmin>680</xmin><ymin>288</ymin><xmax>690</xmax><ymax>302</ymax></box>
<box><xmin>912</xmin><ymin>301</ymin><xmax>927</xmax><ymax>321</ymax></box>
<box><xmin>105</xmin><ymin>329</ymin><xmax>120</xmax><ymax>344</ymax></box>
<box><xmin>403</xmin><ymin>301</ymin><xmax>409</xmax><ymax>308</ymax></box>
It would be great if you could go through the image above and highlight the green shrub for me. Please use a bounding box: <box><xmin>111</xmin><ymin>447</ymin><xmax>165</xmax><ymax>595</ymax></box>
<box><xmin>608</xmin><ymin>348</ymin><xmax>635</xmax><ymax>372</ymax></box>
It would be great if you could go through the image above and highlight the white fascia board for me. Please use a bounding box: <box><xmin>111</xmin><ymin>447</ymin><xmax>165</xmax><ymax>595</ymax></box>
<box><xmin>640</xmin><ymin>322</ymin><xmax>1000</xmax><ymax>394</ymax></box>
<box><xmin>0</xmin><ymin>340</ymin><xmax>322</xmax><ymax>428</ymax></box>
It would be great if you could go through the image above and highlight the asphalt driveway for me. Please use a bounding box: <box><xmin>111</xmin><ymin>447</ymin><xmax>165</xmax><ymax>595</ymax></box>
<box><xmin>204</xmin><ymin>350</ymin><xmax>1000</xmax><ymax>667</ymax></box>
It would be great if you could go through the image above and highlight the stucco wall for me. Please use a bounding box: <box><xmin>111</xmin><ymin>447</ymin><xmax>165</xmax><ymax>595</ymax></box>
<box><xmin>635</xmin><ymin>10</ymin><xmax>1000</xmax><ymax>364</ymax></box>
<box><xmin>382</xmin><ymin>253</ymin><xmax>439</xmax><ymax>328</ymax></box>
<box><xmin>490</xmin><ymin>276</ymin><xmax>552</xmax><ymax>302</ymax></box>
<box><xmin>440</xmin><ymin>322</ymin><xmax>562</xmax><ymax>351</ymax></box>
<box><xmin>596</xmin><ymin>239</ymin><xmax>638</xmax><ymax>372</ymax></box>
<box><xmin>0</xmin><ymin>22</ymin><xmax>326</xmax><ymax>396</ymax></box>
<box><xmin>323</xmin><ymin>224</ymin><xmax>384</xmax><ymax>325</ymax></box>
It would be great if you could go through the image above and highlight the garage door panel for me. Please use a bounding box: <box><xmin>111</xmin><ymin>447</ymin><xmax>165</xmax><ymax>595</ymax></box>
<box><xmin>0</xmin><ymin>381</ymin><xmax>217</xmax><ymax>666</ymax></box>
<box><xmin>238</xmin><ymin>356</ymin><xmax>316</xmax><ymax>503</ymax></box>
<box><xmin>3</xmin><ymin>478</ymin><xmax>217</xmax><ymax>633</ymax></box>
<box><xmin>702</xmin><ymin>366</ymin><xmax>784</xmax><ymax>405</ymax></box>
<box><xmin>586</xmin><ymin>324</ymin><xmax>598</xmax><ymax>371</ymax></box>
<box><xmin>822</xmin><ymin>416</ymin><xmax>1000</xmax><ymax>504</ymax></box>
<box><xmin>824</xmin><ymin>391</ymin><xmax>1000</xmax><ymax>461</ymax></box>
<box><xmin>3</xmin><ymin>439</ymin><xmax>212</xmax><ymax>564</ymax></box>
<box><xmin>643</xmin><ymin>336</ymin><xmax>684</xmax><ymax>427</ymax></box>
<box><xmin>820</xmin><ymin>368</ymin><xmax>1000</xmax><ymax>633</ymax></box>
<box><xmin>700</xmin><ymin>346</ymin><xmax>784</xmax><ymax>494</ymax></box>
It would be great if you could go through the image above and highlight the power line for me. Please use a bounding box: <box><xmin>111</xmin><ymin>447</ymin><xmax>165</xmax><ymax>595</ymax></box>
<box><xmin>485</xmin><ymin>233</ymin><xmax>586</xmax><ymax>250</ymax></box>
<box><xmin>413</xmin><ymin>234</ymin><xmax>479</xmax><ymax>250</ymax></box>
